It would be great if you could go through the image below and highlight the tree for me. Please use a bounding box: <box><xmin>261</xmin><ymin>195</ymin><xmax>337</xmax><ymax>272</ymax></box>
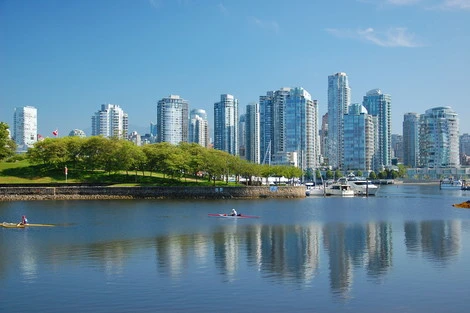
<box><xmin>0</xmin><ymin>122</ymin><xmax>16</xmax><ymax>160</ymax></box>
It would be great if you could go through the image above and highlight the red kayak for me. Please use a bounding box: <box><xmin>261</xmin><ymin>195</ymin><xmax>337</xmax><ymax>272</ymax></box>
<box><xmin>208</xmin><ymin>213</ymin><xmax>260</xmax><ymax>219</ymax></box>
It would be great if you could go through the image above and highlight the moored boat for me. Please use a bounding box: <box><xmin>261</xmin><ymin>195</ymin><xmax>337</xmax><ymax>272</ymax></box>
<box><xmin>440</xmin><ymin>177</ymin><xmax>463</xmax><ymax>190</ymax></box>
<box><xmin>325</xmin><ymin>183</ymin><xmax>355</xmax><ymax>197</ymax></box>
<box><xmin>337</xmin><ymin>176</ymin><xmax>379</xmax><ymax>196</ymax></box>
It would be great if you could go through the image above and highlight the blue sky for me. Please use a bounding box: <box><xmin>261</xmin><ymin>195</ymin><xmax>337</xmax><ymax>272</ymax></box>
<box><xmin>1</xmin><ymin>0</ymin><xmax>469</xmax><ymax>138</ymax></box>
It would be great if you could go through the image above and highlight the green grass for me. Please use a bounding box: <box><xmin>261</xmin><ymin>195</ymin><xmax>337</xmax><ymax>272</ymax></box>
<box><xmin>0</xmin><ymin>161</ymin><xmax>236</xmax><ymax>186</ymax></box>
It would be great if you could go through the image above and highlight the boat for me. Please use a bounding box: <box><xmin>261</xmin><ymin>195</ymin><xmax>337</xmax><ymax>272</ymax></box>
<box><xmin>305</xmin><ymin>182</ymin><xmax>325</xmax><ymax>196</ymax></box>
<box><xmin>440</xmin><ymin>177</ymin><xmax>463</xmax><ymax>190</ymax></box>
<box><xmin>452</xmin><ymin>200</ymin><xmax>470</xmax><ymax>208</ymax></box>
<box><xmin>208</xmin><ymin>213</ymin><xmax>260</xmax><ymax>219</ymax></box>
<box><xmin>325</xmin><ymin>182</ymin><xmax>355</xmax><ymax>197</ymax></box>
<box><xmin>1</xmin><ymin>222</ymin><xmax>55</xmax><ymax>228</ymax></box>
<box><xmin>337</xmin><ymin>176</ymin><xmax>379</xmax><ymax>196</ymax></box>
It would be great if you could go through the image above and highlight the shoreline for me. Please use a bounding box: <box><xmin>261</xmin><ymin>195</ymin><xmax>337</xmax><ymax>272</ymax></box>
<box><xmin>0</xmin><ymin>185</ymin><xmax>306</xmax><ymax>201</ymax></box>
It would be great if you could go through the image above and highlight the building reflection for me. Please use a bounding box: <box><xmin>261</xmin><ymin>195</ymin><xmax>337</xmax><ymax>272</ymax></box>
<box><xmin>404</xmin><ymin>220</ymin><xmax>461</xmax><ymax>262</ymax></box>
<box><xmin>0</xmin><ymin>219</ymin><xmax>463</xmax><ymax>296</ymax></box>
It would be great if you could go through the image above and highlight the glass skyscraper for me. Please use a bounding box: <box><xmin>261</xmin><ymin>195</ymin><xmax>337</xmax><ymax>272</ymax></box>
<box><xmin>343</xmin><ymin>103</ymin><xmax>376</xmax><ymax>172</ymax></box>
<box><xmin>362</xmin><ymin>89</ymin><xmax>392</xmax><ymax>170</ymax></box>
<box><xmin>403</xmin><ymin>112</ymin><xmax>420</xmax><ymax>168</ymax></box>
<box><xmin>156</xmin><ymin>95</ymin><xmax>189</xmax><ymax>145</ymax></box>
<box><xmin>214</xmin><ymin>94</ymin><xmax>239</xmax><ymax>155</ymax></box>
<box><xmin>245</xmin><ymin>103</ymin><xmax>260</xmax><ymax>164</ymax></box>
<box><xmin>260</xmin><ymin>87</ymin><xmax>318</xmax><ymax>171</ymax></box>
<box><xmin>327</xmin><ymin>72</ymin><xmax>350</xmax><ymax>169</ymax></box>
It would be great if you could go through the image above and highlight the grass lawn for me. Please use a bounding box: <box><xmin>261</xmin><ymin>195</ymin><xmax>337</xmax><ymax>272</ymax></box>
<box><xmin>0</xmin><ymin>160</ymin><xmax>235</xmax><ymax>186</ymax></box>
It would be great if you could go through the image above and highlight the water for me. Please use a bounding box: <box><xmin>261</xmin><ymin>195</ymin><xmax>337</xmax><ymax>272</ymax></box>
<box><xmin>1</xmin><ymin>184</ymin><xmax>470</xmax><ymax>313</ymax></box>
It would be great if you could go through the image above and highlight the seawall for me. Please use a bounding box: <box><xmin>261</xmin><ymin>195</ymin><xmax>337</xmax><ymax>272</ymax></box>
<box><xmin>0</xmin><ymin>186</ymin><xmax>306</xmax><ymax>201</ymax></box>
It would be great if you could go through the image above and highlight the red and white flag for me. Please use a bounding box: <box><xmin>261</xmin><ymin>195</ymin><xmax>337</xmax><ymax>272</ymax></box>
<box><xmin>52</xmin><ymin>129</ymin><xmax>58</xmax><ymax>136</ymax></box>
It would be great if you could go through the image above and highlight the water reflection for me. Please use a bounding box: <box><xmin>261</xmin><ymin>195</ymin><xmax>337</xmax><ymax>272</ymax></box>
<box><xmin>404</xmin><ymin>220</ymin><xmax>461</xmax><ymax>264</ymax></box>
<box><xmin>1</xmin><ymin>219</ymin><xmax>463</xmax><ymax>297</ymax></box>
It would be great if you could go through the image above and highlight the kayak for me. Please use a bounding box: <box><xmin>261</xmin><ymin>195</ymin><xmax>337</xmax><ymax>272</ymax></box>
<box><xmin>1</xmin><ymin>222</ymin><xmax>55</xmax><ymax>228</ymax></box>
<box><xmin>208</xmin><ymin>213</ymin><xmax>260</xmax><ymax>219</ymax></box>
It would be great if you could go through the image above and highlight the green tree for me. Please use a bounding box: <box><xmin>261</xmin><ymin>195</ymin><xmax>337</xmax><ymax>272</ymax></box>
<box><xmin>80</xmin><ymin>136</ymin><xmax>111</xmax><ymax>171</ymax></box>
<box><xmin>27</xmin><ymin>138</ymin><xmax>67</xmax><ymax>168</ymax></box>
<box><xmin>326</xmin><ymin>169</ymin><xmax>333</xmax><ymax>179</ymax></box>
<box><xmin>0</xmin><ymin>122</ymin><xmax>16</xmax><ymax>160</ymax></box>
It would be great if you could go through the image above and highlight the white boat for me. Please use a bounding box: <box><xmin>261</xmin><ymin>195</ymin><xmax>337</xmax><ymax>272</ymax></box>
<box><xmin>325</xmin><ymin>183</ymin><xmax>355</xmax><ymax>197</ymax></box>
<box><xmin>306</xmin><ymin>185</ymin><xmax>325</xmax><ymax>196</ymax></box>
<box><xmin>336</xmin><ymin>176</ymin><xmax>379</xmax><ymax>196</ymax></box>
<box><xmin>440</xmin><ymin>177</ymin><xmax>463</xmax><ymax>190</ymax></box>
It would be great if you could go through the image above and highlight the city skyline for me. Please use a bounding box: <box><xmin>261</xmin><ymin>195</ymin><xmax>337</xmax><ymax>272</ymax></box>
<box><xmin>1</xmin><ymin>0</ymin><xmax>469</xmax><ymax>136</ymax></box>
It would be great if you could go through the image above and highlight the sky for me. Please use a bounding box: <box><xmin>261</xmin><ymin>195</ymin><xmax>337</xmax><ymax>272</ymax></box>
<box><xmin>1</xmin><ymin>0</ymin><xmax>469</xmax><ymax>138</ymax></box>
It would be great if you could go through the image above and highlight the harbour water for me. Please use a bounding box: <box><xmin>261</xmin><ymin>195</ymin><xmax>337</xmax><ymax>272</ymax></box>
<box><xmin>1</xmin><ymin>184</ymin><xmax>470</xmax><ymax>313</ymax></box>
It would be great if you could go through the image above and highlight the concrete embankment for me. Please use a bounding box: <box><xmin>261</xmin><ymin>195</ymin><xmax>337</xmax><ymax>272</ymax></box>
<box><xmin>0</xmin><ymin>186</ymin><xmax>306</xmax><ymax>201</ymax></box>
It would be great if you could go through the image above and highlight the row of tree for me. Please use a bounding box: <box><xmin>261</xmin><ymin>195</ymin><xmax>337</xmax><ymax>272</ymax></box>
<box><xmin>25</xmin><ymin>136</ymin><xmax>303</xmax><ymax>185</ymax></box>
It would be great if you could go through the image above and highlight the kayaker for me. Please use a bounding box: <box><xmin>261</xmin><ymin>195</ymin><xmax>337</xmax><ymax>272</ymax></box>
<box><xmin>18</xmin><ymin>215</ymin><xmax>28</xmax><ymax>226</ymax></box>
<box><xmin>230</xmin><ymin>209</ymin><xmax>238</xmax><ymax>216</ymax></box>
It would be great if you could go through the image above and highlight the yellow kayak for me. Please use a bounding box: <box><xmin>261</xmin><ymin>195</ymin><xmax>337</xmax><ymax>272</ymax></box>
<box><xmin>1</xmin><ymin>222</ymin><xmax>55</xmax><ymax>228</ymax></box>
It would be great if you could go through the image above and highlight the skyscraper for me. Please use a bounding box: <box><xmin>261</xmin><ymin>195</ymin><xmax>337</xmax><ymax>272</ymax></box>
<box><xmin>189</xmin><ymin>108</ymin><xmax>209</xmax><ymax>148</ymax></box>
<box><xmin>245</xmin><ymin>103</ymin><xmax>260</xmax><ymax>164</ymax></box>
<box><xmin>238</xmin><ymin>114</ymin><xmax>247</xmax><ymax>159</ymax></box>
<box><xmin>362</xmin><ymin>89</ymin><xmax>392</xmax><ymax>170</ymax></box>
<box><xmin>419</xmin><ymin>106</ymin><xmax>459</xmax><ymax>168</ymax></box>
<box><xmin>13</xmin><ymin>106</ymin><xmax>37</xmax><ymax>152</ymax></box>
<box><xmin>259</xmin><ymin>88</ymin><xmax>291</xmax><ymax>164</ymax></box>
<box><xmin>214</xmin><ymin>94</ymin><xmax>238</xmax><ymax>155</ymax></box>
<box><xmin>327</xmin><ymin>72</ymin><xmax>350</xmax><ymax>169</ymax></box>
<box><xmin>91</xmin><ymin>104</ymin><xmax>128</xmax><ymax>139</ymax></box>
<box><xmin>403</xmin><ymin>113</ymin><xmax>420</xmax><ymax>168</ymax></box>
<box><xmin>259</xmin><ymin>87</ymin><xmax>318</xmax><ymax>171</ymax></box>
<box><xmin>343</xmin><ymin>103</ymin><xmax>376</xmax><ymax>172</ymax></box>
<box><xmin>284</xmin><ymin>87</ymin><xmax>318</xmax><ymax>170</ymax></box>
<box><xmin>156</xmin><ymin>95</ymin><xmax>189</xmax><ymax>145</ymax></box>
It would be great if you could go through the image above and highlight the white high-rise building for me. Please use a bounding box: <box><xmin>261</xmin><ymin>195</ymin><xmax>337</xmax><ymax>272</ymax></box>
<box><xmin>327</xmin><ymin>72</ymin><xmax>350</xmax><ymax>169</ymax></box>
<box><xmin>91</xmin><ymin>104</ymin><xmax>128</xmax><ymax>139</ymax></box>
<box><xmin>157</xmin><ymin>95</ymin><xmax>189</xmax><ymax>145</ymax></box>
<box><xmin>13</xmin><ymin>106</ymin><xmax>37</xmax><ymax>151</ymax></box>
<box><xmin>419</xmin><ymin>106</ymin><xmax>459</xmax><ymax>168</ymax></box>
<box><xmin>189</xmin><ymin>109</ymin><xmax>209</xmax><ymax>148</ymax></box>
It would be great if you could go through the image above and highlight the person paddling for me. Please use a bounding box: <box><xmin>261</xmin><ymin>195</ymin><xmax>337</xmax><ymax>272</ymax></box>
<box><xmin>230</xmin><ymin>209</ymin><xmax>239</xmax><ymax>216</ymax></box>
<box><xmin>18</xmin><ymin>215</ymin><xmax>28</xmax><ymax>226</ymax></box>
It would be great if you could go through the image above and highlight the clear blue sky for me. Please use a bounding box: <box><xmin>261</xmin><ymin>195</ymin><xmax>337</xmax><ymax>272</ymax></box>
<box><xmin>1</xmin><ymin>0</ymin><xmax>469</xmax><ymax>137</ymax></box>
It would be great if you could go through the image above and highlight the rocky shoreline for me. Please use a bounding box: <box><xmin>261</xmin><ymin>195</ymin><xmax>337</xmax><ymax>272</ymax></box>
<box><xmin>0</xmin><ymin>185</ymin><xmax>306</xmax><ymax>201</ymax></box>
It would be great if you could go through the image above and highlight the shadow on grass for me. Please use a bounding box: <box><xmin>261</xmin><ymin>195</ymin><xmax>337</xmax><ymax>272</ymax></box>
<box><xmin>1</xmin><ymin>165</ymin><xmax>218</xmax><ymax>186</ymax></box>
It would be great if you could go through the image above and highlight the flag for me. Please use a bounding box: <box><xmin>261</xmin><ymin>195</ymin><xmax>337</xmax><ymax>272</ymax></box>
<box><xmin>52</xmin><ymin>129</ymin><xmax>58</xmax><ymax>136</ymax></box>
